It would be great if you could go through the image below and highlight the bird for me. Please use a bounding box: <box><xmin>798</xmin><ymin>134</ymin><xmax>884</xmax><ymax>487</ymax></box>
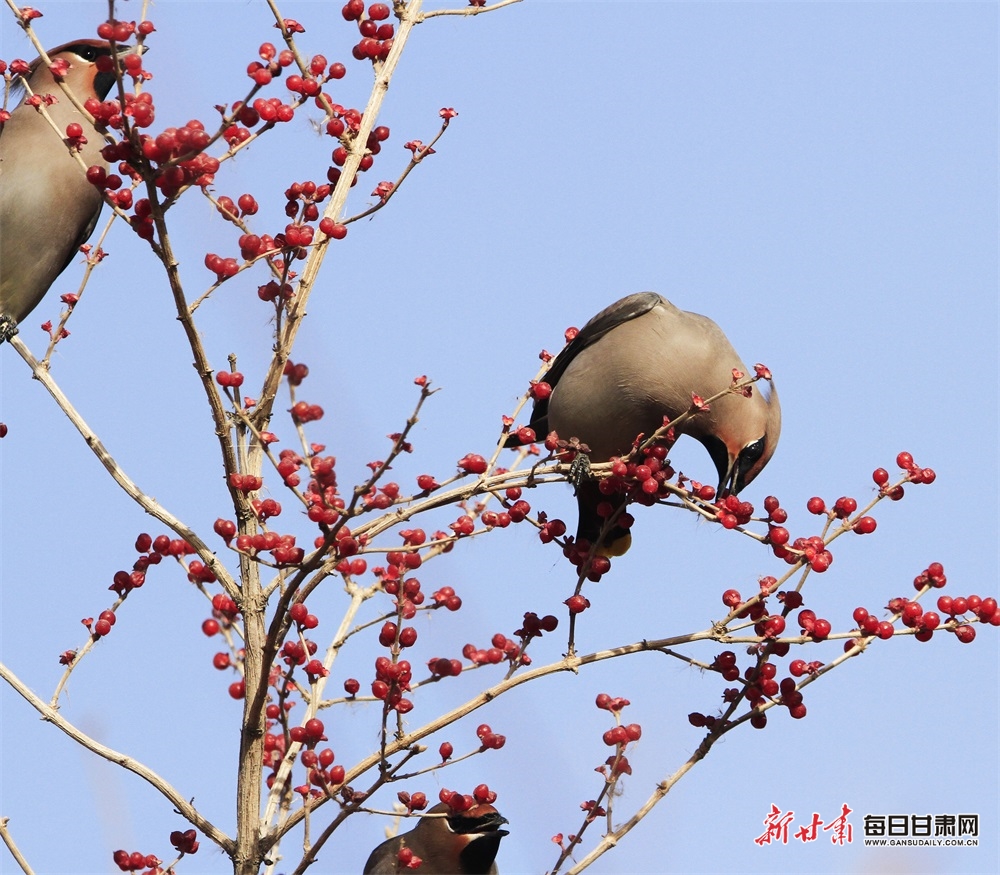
<box><xmin>509</xmin><ymin>292</ymin><xmax>781</xmax><ymax>555</ymax></box>
<box><xmin>0</xmin><ymin>39</ymin><xmax>118</xmax><ymax>343</ymax></box>
<box><xmin>363</xmin><ymin>802</ymin><xmax>509</xmax><ymax>874</ymax></box>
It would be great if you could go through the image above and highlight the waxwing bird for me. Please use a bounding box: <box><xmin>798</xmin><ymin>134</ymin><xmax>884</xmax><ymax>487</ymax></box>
<box><xmin>0</xmin><ymin>39</ymin><xmax>118</xmax><ymax>342</ymax></box>
<box><xmin>509</xmin><ymin>292</ymin><xmax>780</xmax><ymax>555</ymax></box>
<box><xmin>363</xmin><ymin>802</ymin><xmax>509</xmax><ymax>874</ymax></box>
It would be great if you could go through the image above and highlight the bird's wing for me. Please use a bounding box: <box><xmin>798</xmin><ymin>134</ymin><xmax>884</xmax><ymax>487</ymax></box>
<box><xmin>544</xmin><ymin>292</ymin><xmax>663</xmax><ymax>389</ymax></box>
<box><xmin>521</xmin><ymin>292</ymin><xmax>664</xmax><ymax>437</ymax></box>
<box><xmin>362</xmin><ymin>836</ymin><xmax>403</xmax><ymax>874</ymax></box>
<box><xmin>55</xmin><ymin>206</ymin><xmax>102</xmax><ymax>279</ymax></box>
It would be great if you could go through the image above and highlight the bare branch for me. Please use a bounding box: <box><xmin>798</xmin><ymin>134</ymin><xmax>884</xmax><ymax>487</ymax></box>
<box><xmin>419</xmin><ymin>0</ymin><xmax>524</xmax><ymax>21</ymax></box>
<box><xmin>0</xmin><ymin>660</ymin><xmax>233</xmax><ymax>854</ymax></box>
<box><xmin>0</xmin><ymin>817</ymin><xmax>34</xmax><ymax>875</ymax></box>
<box><xmin>8</xmin><ymin>336</ymin><xmax>239</xmax><ymax>596</ymax></box>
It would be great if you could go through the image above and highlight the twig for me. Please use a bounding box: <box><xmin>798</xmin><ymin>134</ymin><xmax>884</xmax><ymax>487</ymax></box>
<box><xmin>0</xmin><ymin>817</ymin><xmax>34</xmax><ymax>875</ymax></box>
<box><xmin>0</xmin><ymin>660</ymin><xmax>232</xmax><ymax>854</ymax></box>
<box><xmin>8</xmin><ymin>336</ymin><xmax>239</xmax><ymax>596</ymax></box>
<box><xmin>254</xmin><ymin>0</ymin><xmax>427</xmax><ymax>426</ymax></box>
<box><xmin>40</xmin><ymin>209</ymin><xmax>119</xmax><ymax>365</ymax></box>
<box><xmin>343</xmin><ymin>118</ymin><xmax>453</xmax><ymax>225</ymax></box>
<box><xmin>419</xmin><ymin>0</ymin><xmax>524</xmax><ymax>20</ymax></box>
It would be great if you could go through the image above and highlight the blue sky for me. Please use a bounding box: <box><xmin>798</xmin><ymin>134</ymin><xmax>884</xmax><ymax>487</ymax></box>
<box><xmin>1</xmin><ymin>2</ymin><xmax>997</xmax><ymax>874</ymax></box>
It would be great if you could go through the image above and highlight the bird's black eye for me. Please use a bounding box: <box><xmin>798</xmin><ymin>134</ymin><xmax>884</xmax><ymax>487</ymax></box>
<box><xmin>739</xmin><ymin>437</ymin><xmax>766</xmax><ymax>468</ymax></box>
<box><xmin>70</xmin><ymin>45</ymin><xmax>101</xmax><ymax>62</ymax></box>
<box><xmin>731</xmin><ymin>436</ymin><xmax>767</xmax><ymax>494</ymax></box>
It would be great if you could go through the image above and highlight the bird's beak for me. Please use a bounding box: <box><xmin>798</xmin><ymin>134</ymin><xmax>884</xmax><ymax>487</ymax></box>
<box><xmin>718</xmin><ymin>456</ymin><xmax>738</xmax><ymax>498</ymax></box>
<box><xmin>702</xmin><ymin>434</ymin><xmax>738</xmax><ymax>498</ymax></box>
<box><xmin>454</xmin><ymin>810</ymin><xmax>509</xmax><ymax>837</ymax></box>
<box><xmin>481</xmin><ymin>812</ymin><xmax>509</xmax><ymax>836</ymax></box>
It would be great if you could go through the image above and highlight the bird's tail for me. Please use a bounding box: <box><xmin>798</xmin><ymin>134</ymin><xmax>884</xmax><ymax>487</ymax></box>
<box><xmin>575</xmin><ymin>484</ymin><xmax>632</xmax><ymax>558</ymax></box>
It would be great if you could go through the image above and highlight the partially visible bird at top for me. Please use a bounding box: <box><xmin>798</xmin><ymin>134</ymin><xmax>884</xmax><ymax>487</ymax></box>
<box><xmin>0</xmin><ymin>39</ymin><xmax>119</xmax><ymax>343</ymax></box>
<box><xmin>363</xmin><ymin>801</ymin><xmax>509</xmax><ymax>874</ymax></box>
<box><xmin>507</xmin><ymin>291</ymin><xmax>781</xmax><ymax>556</ymax></box>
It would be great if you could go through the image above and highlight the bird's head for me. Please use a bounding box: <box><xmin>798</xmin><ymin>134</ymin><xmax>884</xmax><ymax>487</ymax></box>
<box><xmin>445</xmin><ymin>802</ymin><xmax>510</xmax><ymax>839</ymax></box>
<box><xmin>701</xmin><ymin>377</ymin><xmax>781</xmax><ymax>497</ymax></box>
<box><xmin>20</xmin><ymin>40</ymin><xmax>135</xmax><ymax>103</ymax></box>
<box><xmin>417</xmin><ymin>801</ymin><xmax>509</xmax><ymax>874</ymax></box>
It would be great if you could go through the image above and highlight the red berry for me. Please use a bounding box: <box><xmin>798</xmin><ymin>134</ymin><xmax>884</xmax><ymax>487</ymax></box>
<box><xmin>378</xmin><ymin>622</ymin><xmax>397</xmax><ymax>646</ymax></box>
<box><xmin>529</xmin><ymin>381</ymin><xmax>552</xmax><ymax>401</ymax></box>
<box><xmin>722</xmin><ymin>589</ymin><xmax>742</xmax><ymax>608</ymax></box>
<box><xmin>811</xmin><ymin>618</ymin><xmax>831</xmax><ymax>639</ymax></box>
<box><xmin>920</xmin><ymin>611</ymin><xmax>941</xmax><ymax>631</ymax></box>
<box><xmin>780</xmin><ymin>590</ymin><xmax>803</xmax><ymax>609</ymax></box>
<box><xmin>954</xmin><ymin>624</ymin><xmax>976</xmax><ymax>644</ymax></box>
<box><xmin>343</xmin><ymin>0</ymin><xmax>365</xmax><ymax>21</ymax></box>
<box><xmin>304</xmin><ymin>718</ymin><xmax>325</xmax><ymax>740</ymax></box>
<box><xmin>768</xmin><ymin>526</ymin><xmax>789</xmax><ymax>546</ymax></box>
<box><xmin>458</xmin><ymin>453</ymin><xmax>488</xmax><ymax>474</ymax></box>
<box><xmin>806</xmin><ymin>497</ymin><xmax>826</xmax><ymax>515</ymax></box>
<box><xmin>763</xmin><ymin>615</ymin><xmax>785</xmax><ymax>637</ymax></box>
<box><xmin>322</xmin><ymin>219</ymin><xmax>348</xmax><ymax>239</ymax></box>
<box><xmin>810</xmin><ymin>551</ymin><xmax>833</xmax><ymax>573</ymax></box>
<box><xmin>853</xmin><ymin>516</ymin><xmax>877</xmax><ymax>535</ymax></box>
<box><xmin>416</xmin><ymin>474</ymin><xmax>439</xmax><ymax>491</ymax></box>
<box><xmin>833</xmin><ymin>496</ymin><xmax>857</xmax><ymax>518</ymax></box>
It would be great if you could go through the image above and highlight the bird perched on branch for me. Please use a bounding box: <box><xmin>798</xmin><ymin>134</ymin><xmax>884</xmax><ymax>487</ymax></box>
<box><xmin>0</xmin><ymin>39</ymin><xmax>118</xmax><ymax>343</ymax></box>
<box><xmin>363</xmin><ymin>802</ymin><xmax>509</xmax><ymax>874</ymax></box>
<box><xmin>508</xmin><ymin>292</ymin><xmax>781</xmax><ymax>555</ymax></box>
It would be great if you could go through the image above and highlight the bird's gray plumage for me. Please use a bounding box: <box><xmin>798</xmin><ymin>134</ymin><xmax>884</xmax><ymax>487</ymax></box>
<box><xmin>513</xmin><ymin>292</ymin><xmax>780</xmax><ymax>553</ymax></box>
<box><xmin>363</xmin><ymin>802</ymin><xmax>509</xmax><ymax>874</ymax></box>
<box><xmin>0</xmin><ymin>40</ymin><xmax>117</xmax><ymax>342</ymax></box>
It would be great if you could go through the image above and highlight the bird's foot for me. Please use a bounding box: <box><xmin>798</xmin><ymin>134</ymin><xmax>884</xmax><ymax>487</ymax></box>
<box><xmin>0</xmin><ymin>315</ymin><xmax>19</xmax><ymax>345</ymax></box>
<box><xmin>568</xmin><ymin>453</ymin><xmax>592</xmax><ymax>493</ymax></box>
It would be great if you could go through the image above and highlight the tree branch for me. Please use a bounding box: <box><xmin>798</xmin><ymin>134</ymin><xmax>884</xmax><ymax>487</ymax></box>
<box><xmin>0</xmin><ymin>660</ymin><xmax>232</xmax><ymax>854</ymax></box>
